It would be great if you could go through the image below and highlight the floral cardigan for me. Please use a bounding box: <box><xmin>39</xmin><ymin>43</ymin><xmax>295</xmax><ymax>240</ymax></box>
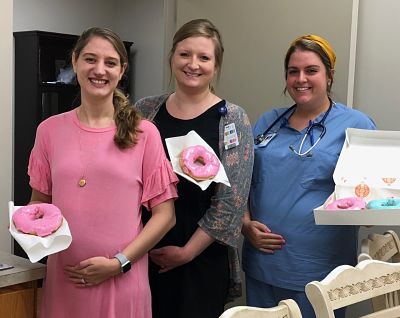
<box><xmin>135</xmin><ymin>94</ymin><xmax>254</xmax><ymax>301</ymax></box>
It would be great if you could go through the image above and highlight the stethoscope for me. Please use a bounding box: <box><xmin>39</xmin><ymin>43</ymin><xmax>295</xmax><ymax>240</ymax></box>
<box><xmin>254</xmin><ymin>99</ymin><xmax>334</xmax><ymax>157</ymax></box>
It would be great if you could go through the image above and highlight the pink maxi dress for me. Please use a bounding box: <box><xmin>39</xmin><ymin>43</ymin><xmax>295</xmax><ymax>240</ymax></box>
<box><xmin>28</xmin><ymin>110</ymin><xmax>178</xmax><ymax>318</ymax></box>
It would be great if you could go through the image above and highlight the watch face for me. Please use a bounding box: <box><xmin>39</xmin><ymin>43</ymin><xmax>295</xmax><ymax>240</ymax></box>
<box><xmin>122</xmin><ymin>261</ymin><xmax>131</xmax><ymax>273</ymax></box>
<box><xmin>114</xmin><ymin>253</ymin><xmax>132</xmax><ymax>273</ymax></box>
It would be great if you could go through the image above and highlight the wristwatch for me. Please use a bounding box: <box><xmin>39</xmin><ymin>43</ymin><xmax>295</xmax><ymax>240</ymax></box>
<box><xmin>113</xmin><ymin>253</ymin><xmax>131</xmax><ymax>273</ymax></box>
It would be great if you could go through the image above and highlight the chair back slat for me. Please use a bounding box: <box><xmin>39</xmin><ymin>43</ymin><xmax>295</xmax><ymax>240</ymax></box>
<box><xmin>219</xmin><ymin>299</ymin><xmax>302</xmax><ymax>318</ymax></box>
<box><xmin>306</xmin><ymin>260</ymin><xmax>400</xmax><ymax>318</ymax></box>
<box><xmin>358</xmin><ymin>230</ymin><xmax>400</xmax><ymax>312</ymax></box>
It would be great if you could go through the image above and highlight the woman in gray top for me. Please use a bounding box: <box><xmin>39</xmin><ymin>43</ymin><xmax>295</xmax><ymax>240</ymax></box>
<box><xmin>135</xmin><ymin>19</ymin><xmax>253</xmax><ymax>318</ymax></box>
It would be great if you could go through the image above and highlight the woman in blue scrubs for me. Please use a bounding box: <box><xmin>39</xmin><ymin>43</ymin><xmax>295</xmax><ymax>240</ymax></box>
<box><xmin>242</xmin><ymin>35</ymin><xmax>376</xmax><ymax>318</ymax></box>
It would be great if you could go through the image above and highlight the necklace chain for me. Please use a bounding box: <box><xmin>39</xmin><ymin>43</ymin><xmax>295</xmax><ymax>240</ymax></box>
<box><xmin>76</xmin><ymin>108</ymin><xmax>101</xmax><ymax>188</ymax></box>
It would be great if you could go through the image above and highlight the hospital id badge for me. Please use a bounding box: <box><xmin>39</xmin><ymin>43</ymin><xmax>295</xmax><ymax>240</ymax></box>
<box><xmin>257</xmin><ymin>132</ymin><xmax>277</xmax><ymax>148</ymax></box>
<box><xmin>224</xmin><ymin>123</ymin><xmax>239</xmax><ymax>150</ymax></box>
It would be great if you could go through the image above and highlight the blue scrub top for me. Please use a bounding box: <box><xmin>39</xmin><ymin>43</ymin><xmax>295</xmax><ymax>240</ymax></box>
<box><xmin>242</xmin><ymin>102</ymin><xmax>376</xmax><ymax>291</ymax></box>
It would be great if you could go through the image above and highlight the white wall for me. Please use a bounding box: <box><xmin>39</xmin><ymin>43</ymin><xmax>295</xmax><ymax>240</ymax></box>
<box><xmin>353</xmin><ymin>0</ymin><xmax>400</xmax><ymax>272</ymax></box>
<box><xmin>114</xmin><ymin>0</ymin><xmax>167</xmax><ymax>101</ymax></box>
<box><xmin>13</xmin><ymin>0</ymin><xmax>167</xmax><ymax>104</ymax></box>
<box><xmin>0</xmin><ymin>0</ymin><xmax>13</xmax><ymax>252</ymax></box>
<box><xmin>13</xmin><ymin>0</ymin><xmax>114</xmax><ymax>34</ymax></box>
<box><xmin>353</xmin><ymin>0</ymin><xmax>400</xmax><ymax>130</ymax></box>
<box><xmin>348</xmin><ymin>1</ymin><xmax>400</xmax><ymax>315</ymax></box>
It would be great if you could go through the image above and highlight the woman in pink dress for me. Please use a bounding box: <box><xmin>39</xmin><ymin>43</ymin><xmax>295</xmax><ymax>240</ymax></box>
<box><xmin>28</xmin><ymin>27</ymin><xmax>178</xmax><ymax>318</ymax></box>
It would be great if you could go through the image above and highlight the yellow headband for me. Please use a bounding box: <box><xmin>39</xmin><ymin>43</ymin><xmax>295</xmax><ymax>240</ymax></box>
<box><xmin>291</xmin><ymin>34</ymin><xmax>336</xmax><ymax>70</ymax></box>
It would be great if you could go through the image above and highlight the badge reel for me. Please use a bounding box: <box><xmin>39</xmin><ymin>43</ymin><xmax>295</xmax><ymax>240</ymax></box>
<box><xmin>256</xmin><ymin>132</ymin><xmax>277</xmax><ymax>148</ymax></box>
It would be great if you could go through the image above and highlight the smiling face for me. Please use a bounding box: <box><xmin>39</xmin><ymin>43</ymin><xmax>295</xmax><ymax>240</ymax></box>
<box><xmin>171</xmin><ymin>36</ymin><xmax>217</xmax><ymax>92</ymax></box>
<box><xmin>72</xmin><ymin>36</ymin><xmax>126</xmax><ymax>101</ymax></box>
<box><xmin>286</xmin><ymin>49</ymin><xmax>331</xmax><ymax>108</ymax></box>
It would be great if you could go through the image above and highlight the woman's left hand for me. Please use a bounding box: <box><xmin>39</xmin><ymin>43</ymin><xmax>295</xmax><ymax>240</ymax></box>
<box><xmin>64</xmin><ymin>256</ymin><xmax>120</xmax><ymax>287</ymax></box>
<box><xmin>149</xmin><ymin>246</ymin><xmax>190</xmax><ymax>273</ymax></box>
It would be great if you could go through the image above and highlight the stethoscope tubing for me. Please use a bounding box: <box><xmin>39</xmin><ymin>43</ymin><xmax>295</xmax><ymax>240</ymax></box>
<box><xmin>254</xmin><ymin>105</ymin><xmax>296</xmax><ymax>144</ymax></box>
<box><xmin>254</xmin><ymin>99</ymin><xmax>334</xmax><ymax>154</ymax></box>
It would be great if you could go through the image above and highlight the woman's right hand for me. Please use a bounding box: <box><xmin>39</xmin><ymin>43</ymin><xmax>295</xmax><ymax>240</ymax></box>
<box><xmin>242</xmin><ymin>220</ymin><xmax>285</xmax><ymax>254</ymax></box>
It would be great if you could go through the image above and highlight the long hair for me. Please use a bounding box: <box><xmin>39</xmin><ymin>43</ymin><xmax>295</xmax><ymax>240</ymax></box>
<box><xmin>72</xmin><ymin>27</ymin><xmax>141</xmax><ymax>149</ymax></box>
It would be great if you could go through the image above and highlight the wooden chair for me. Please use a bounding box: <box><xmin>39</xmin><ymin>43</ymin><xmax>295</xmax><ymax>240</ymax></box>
<box><xmin>305</xmin><ymin>260</ymin><xmax>400</xmax><ymax>318</ymax></box>
<box><xmin>219</xmin><ymin>299</ymin><xmax>302</xmax><ymax>318</ymax></box>
<box><xmin>358</xmin><ymin>230</ymin><xmax>400</xmax><ymax>311</ymax></box>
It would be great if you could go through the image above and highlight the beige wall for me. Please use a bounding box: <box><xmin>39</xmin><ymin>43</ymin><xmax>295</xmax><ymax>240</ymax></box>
<box><xmin>0</xmin><ymin>0</ymin><xmax>13</xmax><ymax>252</ymax></box>
<box><xmin>176</xmin><ymin>0</ymin><xmax>355</xmax><ymax>123</ymax></box>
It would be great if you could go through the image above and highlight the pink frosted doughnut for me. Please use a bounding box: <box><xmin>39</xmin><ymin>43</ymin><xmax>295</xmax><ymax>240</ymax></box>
<box><xmin>179</xmin><ymin>145</ymin><xmax>220</xmax><ymax>181</ymax></box>
<box><xmin>12</xmin><ymin>203</ymin><xmax>63</xmax><ymax>237</ymax></box>
<box><xmin>326</xmin><ymin>197</ymin><xmax>366</xmax><ymax>210</ymax></box>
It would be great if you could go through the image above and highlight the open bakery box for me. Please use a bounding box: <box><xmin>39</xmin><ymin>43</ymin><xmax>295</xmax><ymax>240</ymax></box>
<box><xmin>313</xmin><ymin>128</ymin><xmax>400</xmax><ymax>225</ymax></box>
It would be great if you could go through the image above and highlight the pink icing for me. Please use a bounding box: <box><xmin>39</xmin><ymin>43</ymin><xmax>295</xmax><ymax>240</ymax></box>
<box><xmin>180</xmin><ymin>145</ymin><xmax>220</xmax><ymax>179</ymax></box>
<box><xmin>326</xmin><ymin>197</ymin><xmax>366</xmax><ymax>210</ymax></box>
<box><xmin>13</xmin><ymin>203</ymin><xmax>63</xmax><ymax>237</ymax></box>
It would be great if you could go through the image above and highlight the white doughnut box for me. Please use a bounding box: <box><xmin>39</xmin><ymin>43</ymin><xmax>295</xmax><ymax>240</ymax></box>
<box><xmin>313</xmin><ymin>128</ymin><xmax>400</xmax><ymax>225</ymax></box>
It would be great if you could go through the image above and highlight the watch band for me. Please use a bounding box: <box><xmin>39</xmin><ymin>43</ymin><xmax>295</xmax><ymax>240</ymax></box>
<box><xmin>113</xmin><ymin>252</ymin><xmax>131</xmax><ymax>273</ymax></box>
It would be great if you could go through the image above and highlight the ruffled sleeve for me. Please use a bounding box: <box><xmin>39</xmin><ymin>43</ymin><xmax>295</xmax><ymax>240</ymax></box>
<box><xmin>140</xmin><ymin>120</ymin><xmax>178</xmax><ymax>210</ymax></box>
<box><xmin>27</xmin><ymin>123</ymin><xmax>52</xmax><ymax>195</ymax></box>
<box><xmin>141</xmin><ymin>158</ymin><xmax>178</xmax><ymax>210</ymax></box>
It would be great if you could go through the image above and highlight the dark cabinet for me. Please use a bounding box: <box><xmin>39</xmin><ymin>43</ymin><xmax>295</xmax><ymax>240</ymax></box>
<box><xmin>13</xmin><ymin>30</ymin><xmax>133</xmax><ymax>258</ymax></box>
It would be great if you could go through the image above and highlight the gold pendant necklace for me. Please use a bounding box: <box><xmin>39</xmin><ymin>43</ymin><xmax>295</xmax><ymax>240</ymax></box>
<box><xmin>77</xmin><ymin>133</ymin><xmax>99</xmax><ymax>188</ymax></box>
<box><xmin>77</xmin><ymin>129</ymin><xmax>94</xmax><ymax>188</ymax></box>
<box><xmin>76</xmin><ymin>108</ymin><xmax>102</xmax><ymax>188</ymax></box>
<box><xmin>78</xmin><ymin>178</ymin><xmax>87</xmax><ymax>187</ymax></box>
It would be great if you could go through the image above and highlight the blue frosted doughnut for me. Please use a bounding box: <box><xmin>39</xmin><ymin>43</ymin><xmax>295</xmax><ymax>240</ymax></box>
<box><xmin>367</xmin><ymin>198</ymin><xmax>400</xmax><ymax>210</ymax></box>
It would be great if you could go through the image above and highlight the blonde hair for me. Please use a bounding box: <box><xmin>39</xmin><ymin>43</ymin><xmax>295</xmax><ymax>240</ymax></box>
<box><xmin>168</xmin><ymin>19</ymin><xmax>224</xmax><ymax>90</ymax></box>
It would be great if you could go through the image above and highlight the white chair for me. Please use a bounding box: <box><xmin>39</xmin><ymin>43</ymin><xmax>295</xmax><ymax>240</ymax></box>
<box><xmin>219</xmin><ymin>299</ymin><xmax>302</xmax><ymax>318</ymax></box>
<box><xmin>358</xmin><ymin>230</ymin><xmax>400</xmax><ymax>311</ymax></box>
<box><xmin>358</xmin><ymin>230</ymin><xmax>400</xmax><ymax>263</ymax></box>
<box><xmin>305</xmin><ymin>259</ymin><xmax>400</xmax><ymax>318</ymax></box>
